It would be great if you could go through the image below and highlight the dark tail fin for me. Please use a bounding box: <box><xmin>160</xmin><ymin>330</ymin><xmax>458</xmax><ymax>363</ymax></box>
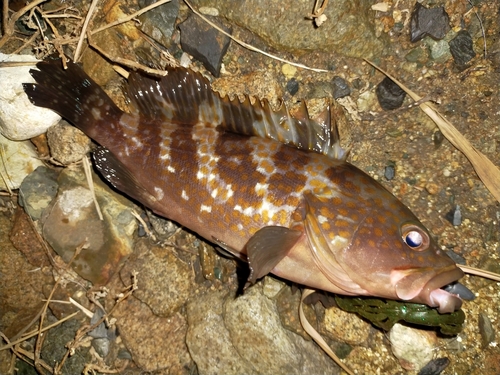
<box><xmin>23</xmin><ymin>59</ymin><xmax>123</xmax><ymax>141</ymax></box>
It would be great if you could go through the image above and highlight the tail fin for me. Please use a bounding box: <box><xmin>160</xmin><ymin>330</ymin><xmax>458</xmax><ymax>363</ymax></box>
<box><xmin>23</xmin><ymin>59</ymin><xmax>123</xmax><ymax>141</ymax></box>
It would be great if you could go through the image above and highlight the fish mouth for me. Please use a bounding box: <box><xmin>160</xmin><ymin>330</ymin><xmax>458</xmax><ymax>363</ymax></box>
<box><xmin>393</xmin><ymin>265</ymin><xmax>466</xmax><ymax>314</ymax></box>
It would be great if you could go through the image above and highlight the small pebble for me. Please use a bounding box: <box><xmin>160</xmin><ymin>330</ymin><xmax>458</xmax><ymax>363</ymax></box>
<box><xmin>286</xmin><ymin>78</ymin><xmax>299</xmax><ymax>96</ymax></box>
<box><xmin>281</xmin><ymin>63</ymin><xmax>297</xmax><ymax>79</ymax></box>
<box><xmin>418</xmin><ymin>357</ymin><xmax>450</xmax><ymax>375</ymax></box>
<box><xmin>433</xmin><ymin>130</ymin><xmax>444</xmax><ymax>147</ymax></box>
<box><xmin>425</xmin><ymin>183</ymin><xmax>439</xmax><ymax>195</ymax></box>
<box><xmin>410</xmin><ymin>3</ymin><xmax>450</xmax><ymax>42</ymax></box>
<box><xmin>479</xmin><ymin>312</ymin><xmax>496</xmax><ymax>348</ymax></box>
<box><xmin>449</xmin><ymin>30</ymin><xmax>476</xmax><ymax>67</ymax></box>
<box><xmin>331</xmin><ymin>76</ymin><xmax>351</xmax><ymax>99</ymax></box>
<box><xmin>376</xmin><ymin>77</ymin><xmax>406</xmax><ymax>110</ymax></box>
<box><xmin>384</xmin><ymin>165</ymin><xmax>395</xmax><ymax>180</ymax></box>
<box><xmin>445</xmin><ymin>205</ymin><xmax>462</xmax><ymax>226</ymax></box>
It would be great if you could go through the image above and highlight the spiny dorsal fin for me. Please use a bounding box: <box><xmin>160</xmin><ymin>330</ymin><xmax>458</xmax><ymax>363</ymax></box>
<box><xmin>126</xmin><ymin>67</ymin><xmax>347</xmax><ymax>160</ymax></box>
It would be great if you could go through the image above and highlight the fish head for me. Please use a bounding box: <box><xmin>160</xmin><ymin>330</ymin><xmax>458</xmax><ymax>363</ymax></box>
<box><xmin>304</xmin><ymin>163</ymin><xmax>465</xmax><ymax>313</ymax></box>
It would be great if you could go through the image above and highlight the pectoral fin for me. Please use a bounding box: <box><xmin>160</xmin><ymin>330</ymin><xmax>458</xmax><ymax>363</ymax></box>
<box><xmin>245</xmin><ymin>226</ymin><xmax>303</xmax><ymax>287</ymax></box>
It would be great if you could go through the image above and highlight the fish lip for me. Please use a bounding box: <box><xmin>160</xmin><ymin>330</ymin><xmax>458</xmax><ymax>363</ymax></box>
<box><xmin>393</xmin><ymin>265</ymin><xmax>465</xmax><ymax>313</ymax></box>
<box><xmin>418</xmin><ymin>266</ymin><xmax>465</xmax><ymax>313</ymax></box>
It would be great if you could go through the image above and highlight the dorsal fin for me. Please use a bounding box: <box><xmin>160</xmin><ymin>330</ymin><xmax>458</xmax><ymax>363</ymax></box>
<box><xmin>126</xmin><ymin>67</ymin><xmax>347</xmax><ymax>160</ymax></box>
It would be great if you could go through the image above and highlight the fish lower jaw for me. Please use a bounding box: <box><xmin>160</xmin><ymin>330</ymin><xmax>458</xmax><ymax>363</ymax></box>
<box><xmin>428</xmin><ymin>288</ymin><xmax>462</xmax><ymax>314</ymax></box>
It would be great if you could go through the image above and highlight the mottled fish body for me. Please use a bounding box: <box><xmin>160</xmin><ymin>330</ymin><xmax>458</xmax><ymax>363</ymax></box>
<box><xmin>24</xmin><ymin>60</ymin><xmax>467</xmax><ymax>313</ymax></box>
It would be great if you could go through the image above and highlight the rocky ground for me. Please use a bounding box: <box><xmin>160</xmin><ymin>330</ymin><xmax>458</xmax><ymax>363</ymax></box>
<box><xmin>1</xmin><ymin>0</ymin><xmax>500</xmax><ymax>374</ymax></box>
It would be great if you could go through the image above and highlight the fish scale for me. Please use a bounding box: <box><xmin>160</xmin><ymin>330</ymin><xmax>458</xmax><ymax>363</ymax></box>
<box><xmin>23</xmin><ymin>59</ymin><xmax>471</xmax><ymax>314</ymax></box>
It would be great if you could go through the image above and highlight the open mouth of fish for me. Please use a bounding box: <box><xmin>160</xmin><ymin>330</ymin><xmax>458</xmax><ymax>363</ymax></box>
<box><xmin>393</xmin><ymin>266</ymin><xmax>473</xmax><ymax>314</ymax></box>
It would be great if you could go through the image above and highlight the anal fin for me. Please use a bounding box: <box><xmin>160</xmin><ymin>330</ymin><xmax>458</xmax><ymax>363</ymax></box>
<box><xmin>93</xmin><ymin>147</ymin><xmax>156</xmax><ymax>205</ymax></box>
<box><xmin>245</xmin><ymin>226</ymin><xmax>302</xmax><ymax>287</ymax></box>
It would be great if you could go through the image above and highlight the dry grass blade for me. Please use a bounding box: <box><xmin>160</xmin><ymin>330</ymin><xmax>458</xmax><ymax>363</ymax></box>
<box><xmin>459</xmin><ymin>265</ymin><xmax>500</xmax><ymax>282</ymax></box>
<box><xmin>364</xmin><ymin>59</ymin><xmax>500</xmax><ymax>205</ymax></box>
<box><xmin>82</xmin><ymin>156</ymin><xmax>103</xmax><ymax>220</ymax></box>
<box><xmin>300</xmin><ymin>288</ymin><xmax>355</xmax><ymax>375</ymax></box>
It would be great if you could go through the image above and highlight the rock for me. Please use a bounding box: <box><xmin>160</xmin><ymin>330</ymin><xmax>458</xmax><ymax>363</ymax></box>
<box><xmin>410</xmin><ymin>3</ymin><xmax>450</xmax><ymax>42</ymax></box>
<box><xmin>138</xmin><ymin>0</ymin><xmax>179</xmax><ymax>48</ymax></box>
<box><xmin>0</xmin><ymin>212</ymin><xmax>51</xmax><ymax>339</ymax></box>
<box><xmin>120</xmin><ymin>238</ymin><xmax>198</xmax><ymax>317</ymax></box>
<box><xmin>186</xmin><ymin>289</ymin><xmax>256</xmax><ymax>375</ymax></box>
<box><xmin>286</xmin><ymin>78</ymin><xmax>299</xmax><ymax>96</ymax></box>
<box><xmin>479</xmin><ymin>312</ymin><xmax>496</xmax><ymax>348</ymax></box>
<box><xmin>179</xmin><ymin>14</ymin><xmax>232</xmax><ymax>77</ymax></box>
<box><xmin>42</xmin><ymin>167</ymin><xmax>137</xmax><ymax>285</ymax></box>
<box><xmin>389</xmin><ymin>323</ymin><xmax>437</xmax><ymax>371</ymax></box>
<box><xmin>0</xmin><ymin>133</ymin><xmax>44</xmax><ymax>191</ymax></box>
<box><xmin>0</xmin><ymin>53</ymin><xmax>61</xmax><ymax>140</ymax></box>
<box><xmin>418</xmin><ymin>357</ymin><xmax>450</xmax><ymax>375</ymax></box>
<box><xmin>426</xmin><ymin>39</ymin><xmax>452</xmax><ymax>63</ymax></box>
<box><xmin>46</xmin><ymin>120</ymin><xmax>92</xmax><ymax>165</ymax></box>
<box><xmin>114</xmin><ymin>295</ymin><xmax>193</xmax><ymax>373</ymax></box>
<box><xmin>449</xmin><ymin>30</ymin><xmax>476</xmax><ymax>67</ymax></box>
<box><xmin>385</xmin><ymin>165</ymin><xmax>395</xmax><ymax>181</ymax></box>
<box><xmin>186</xmin><ymin>286</ymin><xmax>339</xmax><ymax>374</ymax></box>
<box><xmin>322</xmin><ymin>306</ymin><xmax>371</xmax><ymax>346</ymax></box>
<box><xmin>9</xmin><ymin>206</ymin><xmax>50</xmax><ymax>267</ymax></box>
<box><xmin>224</xmin><ymin>286</ymin><xmax>338</xmax><ymax>374</ymax></box>
<box><xmin>189</xmin><ymin>0</ymin><xmax>387</xmax><ymax>59</ymax></box>
<box><xmin>18</xmin><ymin>165</ymin><xmax>59</xmax><ymax>220</ymax></box>
<box><xmin>41</xmin><ymin>318</ymin><xmax>91</xmax><ymax>374</ymax></box>
<box><xmin>376</xmin><ymin>77</ymin><xmax>406</xmax><ymax>110</ymax></box>
<box><xmin>145</xmin><ymin>209</ymin><xmax>179</xmax><ymax>239</ymax></box>
<box><xmin>331</xmin><ymin>76</ymin><xmax>351</xmax><ymax>99</ymax></box>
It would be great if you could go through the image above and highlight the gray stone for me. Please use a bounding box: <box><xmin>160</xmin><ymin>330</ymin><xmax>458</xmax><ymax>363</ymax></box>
<box><xmin>479</xmin><ymin>312</ymin><xmax>496</xmax><ymax>348</ymax></box>
<box><xmin>138</xmin><ymin>0</ymin><xmax>179</xmax><ymax>48</ymax></box>
<box><xmin>449</xmin><ymin>30</ymin><xmax>476</xmax><ymax>67</ymax></box>
<box><xmin>18</xmin><ymin>165</ymin><xmax>59</xmax><ymax>220</ymax></box>
<box><xmin>331</xmin><ymin>76</ymin><xmax>351</xmax><ymax>99</ymax></box>
<box><xmin>376</xmin><ymin>77</ymin><xmax>406</xmax><ymax>110</ymax></box>
<box><xmin>410</xmin><ymin>3</ymin><xmax>450</xmax><ymax>42</ymax></box>
<box><xmin>179</xmin><ymin>14</ymin><xmax>232</xmax><ymax>77</ymax></box>
<box><xmin>42</xmin><ymin>167</ymin><xmax>137</xmax><ymax>284</ymax></box>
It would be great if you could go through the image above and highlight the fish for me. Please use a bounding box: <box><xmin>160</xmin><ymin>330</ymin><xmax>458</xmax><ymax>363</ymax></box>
<box><xmin>23</xmin><ymin>59</ymin><xmax>471</xmax><ymax>314</ymax></box>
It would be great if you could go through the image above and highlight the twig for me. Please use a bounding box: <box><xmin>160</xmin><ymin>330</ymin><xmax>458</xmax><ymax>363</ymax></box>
<box><xmin>91</xmin><ymin>0</ymin><xmax>172</xmax><ymax>35</ymax></box>
<box><xmin>183</xmin><ymin>0</ymin><xmax>329</xmax><ymax>73</ymax></box>
<box><xmin>82</xmin><ymin>156</ymin><xmax>103</xmax><ymax>220</ymax></box>
<box><xmin>466</xmin><ymin>0</ymin><xmax>486</xmax><ymax>59</ymax></box>
<box><xmin>0</xmin><ymin>312</ymin><xmax>80</xmax><ymax>351</ymax></box>
<box><xmin>74</xmin><ymin>0</ymin><xmax>99</xmax><ymax>62</ymax></box>
<box><xmin>3</xmin><ymin>0</ymin><xmax>9</xmax><ymax>35</ymax></box>
<box><xmin>299</xmin><ymin>288</ymin><xmax>355</xmax><ymax>375</ymax></box>
<box><xmin>12</xmin><ymin>30</ymin><xmax>41</xmax><ymax>55</ymax></box>
<box><xmin>0</xmin><ymin>0</ymin><xmax>49</xmax><ymax>48</ymax></box>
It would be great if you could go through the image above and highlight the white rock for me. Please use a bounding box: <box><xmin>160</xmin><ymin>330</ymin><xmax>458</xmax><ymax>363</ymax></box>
<box><xmin>0</xmin><ymin>133</ymin><xmax>44</xmax><ymax>191</ymax></box>
<box><xmin>0</xmin><ymin>53</ymin><xmax>61</xmax><ymax>140</ymax></box>
<box><xmin>389</xmin><ymin>323</ymin><xmax>437</xmax><ymax>371</ymax></box>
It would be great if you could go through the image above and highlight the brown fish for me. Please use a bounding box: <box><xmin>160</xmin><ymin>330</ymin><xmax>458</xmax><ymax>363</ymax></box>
<box><xmin>24</xmin><ymin>59</ymin><xmax>470</xmax><ymax>313</ymax></box>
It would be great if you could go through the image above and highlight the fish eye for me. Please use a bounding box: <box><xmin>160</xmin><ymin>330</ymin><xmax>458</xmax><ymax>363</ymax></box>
<box><xmin>401</xmin><ymin>224</ymin><xmax>429</xmax><ymax>251</ymax></box>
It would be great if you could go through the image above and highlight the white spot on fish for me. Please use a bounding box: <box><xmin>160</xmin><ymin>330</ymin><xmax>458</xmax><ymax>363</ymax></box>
<box><xmin>255</xmin><ymin>183</ymin><xmax>269</xmax><ymax>193</ymax></box>
<box><xmin>237</xmin><ymin>223</ymin><xmax>243</xmax><ymax>231</ymax></box>
<box><xmin>160</xmin><ymin>152</ymin><xmax>171</xmax><ymax>160</ymax></box>
<box><xmin>196</xmin><ymin>170</ymin><xmax>205</xmax><ymax>180</ymax></box>
<box><xmin>181</xmin><ymin>190</ymin><xmax>189</xmax><ymax>200</ymax></box>
<box><xmin>330</xmin><ymin>235</ymin><xmax>349</xmax><ymax>247</ymax></box>
<box><xmin>131</xmin><ymin>136</ymin><xmax>143</xmax><ymax>148</ymax></box>
<box><xmin>317</xmin><ymin>215</ymin><xmax>328</xmax><ymax>224</ymax></box>
<box><xmin>154</xmin><ymin>187</ymin><xmax>164</xmax><ymax>200</ymax></box>
<box><xmin>211</xmin><ymin>188</ymin><xmax>218</xmax><ymax>199</ymax></box>
<box><xmin>234</xmin><ymin>205</ymin><xmax>242</xmax><ymax>212</ymax></box>
<box><xmin>91</xmin><ymin>107</ymin><xmax>102</xmax><ymax>120</ymax></box>
<box><xmin>208</xmin><ymin>173</ymin><xmax>216</xmax><ymax>182</ymax></box>
<box><xmin>167</xmin><ymin>165</ymin><xmax>176</xmax><ymax>173</ymax></box>
<box><xmin>200</xmin><ymin>204</ymin><xmax>212</xmax><ymax>213</ymax></box>
<box><xmin>226</xmin><ymin>184</ymin><xmax>234</xmax><ymax>198</ymax></box>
